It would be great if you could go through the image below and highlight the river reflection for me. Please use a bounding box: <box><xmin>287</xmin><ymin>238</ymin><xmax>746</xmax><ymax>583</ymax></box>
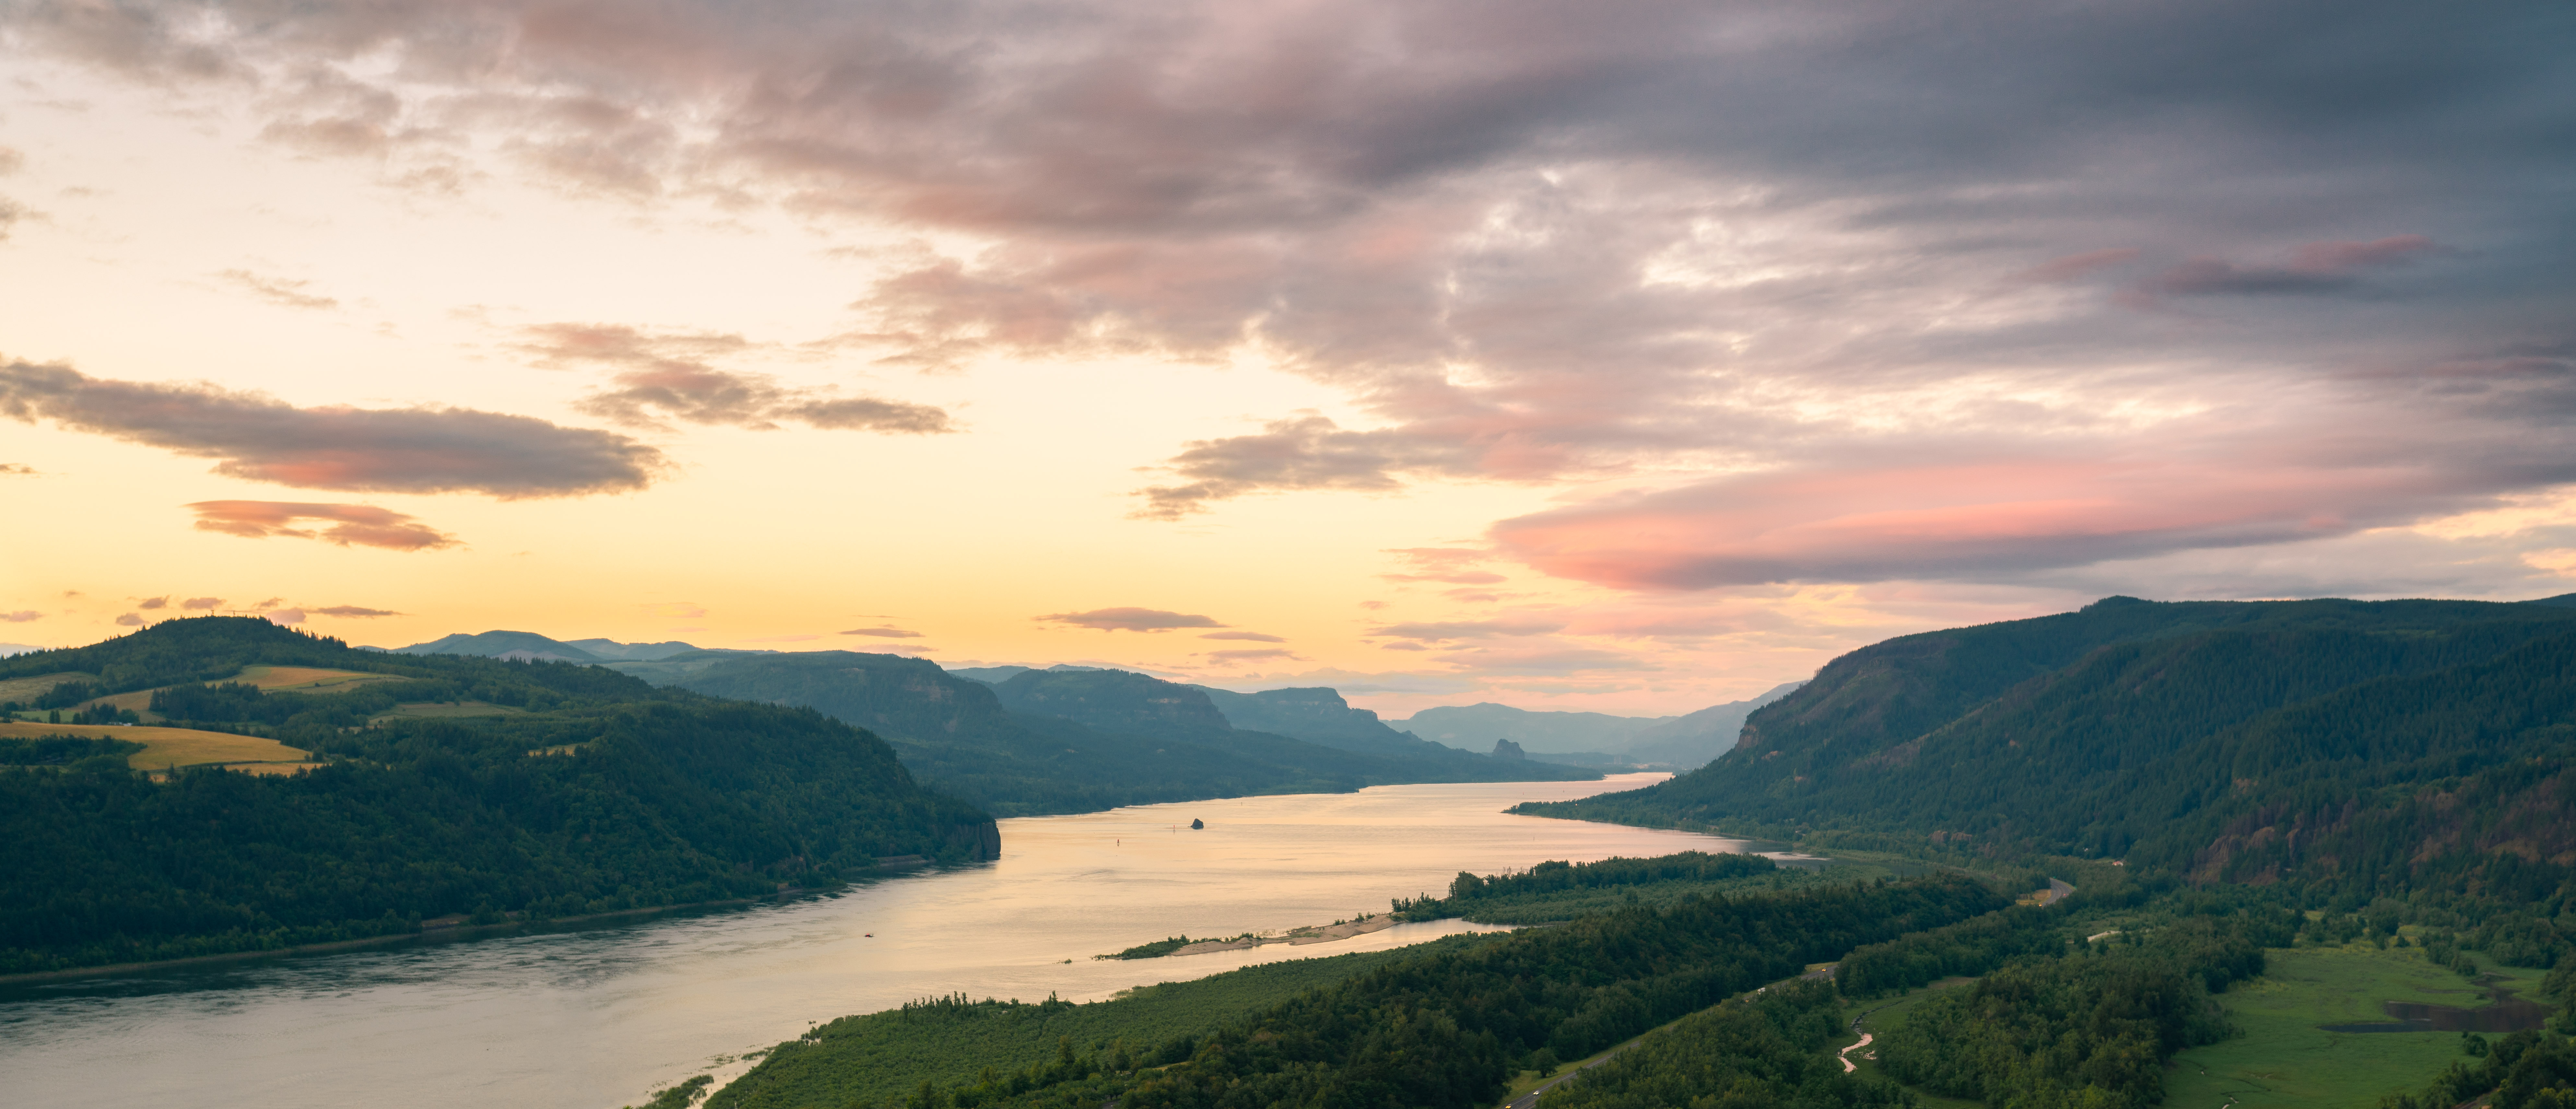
<box><xmin>0</xmin><ymin>774</ymin><xmax>1743</xmax><ymax>1109</ymax></box>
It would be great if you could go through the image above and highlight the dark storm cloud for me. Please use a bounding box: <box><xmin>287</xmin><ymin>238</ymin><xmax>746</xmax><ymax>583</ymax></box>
<box><xmin>1</xmin><ymin>360</ymin><xmax>665</xmax><ymax>497</ymax></box>
<box><xmin>15</xmin><ymin>0</ymin><xmax>2575</xmax><ymax>584</ymax></box>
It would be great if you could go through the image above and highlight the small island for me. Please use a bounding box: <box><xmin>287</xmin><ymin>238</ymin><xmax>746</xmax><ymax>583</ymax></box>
<box><xmin>1097</xmin><ymin>914</ymin><xmax>1394</xmax><ymax>959</ymax></box>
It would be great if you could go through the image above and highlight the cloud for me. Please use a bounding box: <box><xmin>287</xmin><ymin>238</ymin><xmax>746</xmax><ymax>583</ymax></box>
<box><xmin>310</xmin><ymin>605</ymin><xmax>400</xmax><ymax>617</ymax></box>
<box><xmin>2</xmin><ymin>611</ymin><xmax>39</xmax><ymax>623</ymax></box>
<box><xmin>186</xmin><ymin>501</ymin><xmax>461</xmax><ymax>551</ymax></box>
<box><xmin>840</xmin><ymin>626</ymin><xmax>926</xmax><ymax>638</ymax></box>
<box><xmin>1199</xmin><ymin>631</ymin><xmax>1286</xmax><ymax>642</ymax></box>
<box><xmin>1</xmin><ymin>361</ymin><xmax>664</xmax><ymax>497</ymax></box>
<box><xmin>136</xmin><ymin>596</ymin><xmax>169</xmax><ymax>609</ymax></box>
<box><xmin>742</xmin><ymin>634</ymin><xmax>821</xmax><ymax>642</ymax></box>
<box><xmin>180</xmin><ymin>597</ymin><xmax>222</xmax><ymax>610</ymax></box>
<box><xmin>1133</xmin><ymin>416</ymin><xmax>1470</xmax><ymax>520</ymax></box>
<box><xmin>267</xmin><ymin>608</ymin><xmax>305</xmax><ymax>625</ymax></box>
<box><xmin>644</xmin><ymin>602</ymin><xmax>708</xmax><ymax>618</ymax></box>
<box><xmin>1204</xmin><ymin>648</ymin><xmax>1300</xmax><ymax>663</ymax></box>
<box><xmin>218</xmin><ymin>269</ymin><xmax>338</xmax><ymax>310</ymax></box>
<box><xmin>1036</xmin><ymin>607</ymin><xmax>1227</xmax><ymax>632</ymax></box>
<box><xmin>2013</xmin><ymin>248</ymin><xmax>2140</xmax><ymax>284</ymax></box>
<box><xmin>1368</xmin><ymin>618</ymin><xmax>1567</xmax><ymax>642</ymax></box>
<box><xmin>1428</xmin><ymin>643</ymin><xmax>1655</xmax><ymax>676</ymax></box>
<box><xmin>520</xmin><ymin>324</ymin><xmax>954</xmax><ymax>434</ymax></box>
<box><xmin>115</xmin><ymin>613</ymin><xmax>144</xmax><ymax>626</ymax></box>
<box><xmin>2132</xmin><ymin>236</ymin><xmax>2443</xmax><ymax>301</ymax></box>
<box><xmin>0</xmin><ymin>463</ymin><xmax>35</xmax><ymax>476</ymax></box>
<box><xmin>1489</xmin><ymin>438</ymin><xmax>2576</xmax><ymax>589</ymax></box>
<box><xmin>1380</xmin><ymin>547</ymin><xmax>1508</xmax><ymax>585</ymax></box>
<box><xmin>11</xmin><ymin>0</ymin><xmax>2574</xmax><ymax>590</ymax></box>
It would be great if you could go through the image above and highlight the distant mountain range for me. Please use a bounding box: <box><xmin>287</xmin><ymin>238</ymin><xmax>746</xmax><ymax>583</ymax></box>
<box><xmin>1394</xmin><ymin>684</ymin><xmax>1806</xmax><ymax>769</ymax></box>
<box><xmin>385</xmin><ymin>629</ymin><xmax>1789</xmax><ymax>772</ymax></box>
<box><xmin>378</xmin><ymin>631</ymin><xmax>1610</xmax><ymax>814</ymax></box>
<box><xmin>386</xmin><ymin>630</ymin><xmax>756</xmax><ymax>664</ymax></box>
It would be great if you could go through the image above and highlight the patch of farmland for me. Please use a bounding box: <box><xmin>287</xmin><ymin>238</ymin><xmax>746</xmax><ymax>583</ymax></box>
<box><xmin>0</xmin><ymin>672</ymin><xmax>97</xmax><ymax>704</ymax></box>
<box><xmin>228</xmin><ymin>665</ymin><xmax>407</xmax><ymax>693</ymax></box>
<box><xmin>0</xmin><ymin>721</ymin><xmax>312</xmax><ymax>770</ymax></box>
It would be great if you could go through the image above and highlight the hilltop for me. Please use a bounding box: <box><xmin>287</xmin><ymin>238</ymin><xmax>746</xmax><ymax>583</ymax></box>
<box><xmin>0</xmin><ymin>618</ymin><xmax>992</xmax><ymax>973</ymax></box>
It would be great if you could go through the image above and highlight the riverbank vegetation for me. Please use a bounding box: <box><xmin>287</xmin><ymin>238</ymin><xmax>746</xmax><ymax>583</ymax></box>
<box><xmin>711</xmin><ymin>868</ymin><xmax>2005</xmax><ymax>1108</ymax></box>
<box><xmin>708</xmin><ymin>935</ymin><xmax>1503</xmax><ymax>1109</ymax></box>
<box><xmin>1388</xmin><ymin>850</ymin><xmax>1896</xmax><ymax>925</ymax></box>
<box><xmin>706</xmin><ymin>832</ymin><xmax>2576</xmax><ymax>1109</ymax></box>
<box><xmin>0</xmin><ymin>618</ymin><xmax>994</xmax><ymax>974</ymax></box>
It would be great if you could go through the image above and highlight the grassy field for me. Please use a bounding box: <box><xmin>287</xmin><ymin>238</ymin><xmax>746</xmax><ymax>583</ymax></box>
<box><xmin>2164</xmin><ymin>943</ymin><xmax>2549</xmax><ymax>1109</ymax></box>
<box><xmin>228</xmin><ymin>665</ymin><xmax>404</xmax><ymax>692</ymax></box>
<box><xmin>0</xmin><ymin>721</ymin><xmax>312</xmax><ymax>770</ymax></box>
<box><xmin>0</xmin><ymin>671</ymin><xmax>92</xmax><ymax>704</ymax></box>
<box><xmin>374</xmin><ymin>701</ymin><xmax>526</xmax><ymax>720</ymax></box>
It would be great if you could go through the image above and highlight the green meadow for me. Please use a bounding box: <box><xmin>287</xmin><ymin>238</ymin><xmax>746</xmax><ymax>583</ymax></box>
<box><xmin>2165</xmin><ymin>943</ymin><xmax>2549</xmax><ymax>1109</ymax></box>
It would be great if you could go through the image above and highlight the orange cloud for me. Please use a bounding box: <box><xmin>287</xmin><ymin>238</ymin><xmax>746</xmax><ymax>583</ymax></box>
<box><xmin>3</xmin><ymin>361</ymin><xmax>663</xmax><ymax>497</ymax></box>
<box><xmin>1036</xmin><ymin>607</ymin><xmax>1226</xmax><ymax>632</ymax></box>
<box><xmin>185</xmin><ymin>501</ymin><xmax>461</xmax><ymax>551</ymax></box>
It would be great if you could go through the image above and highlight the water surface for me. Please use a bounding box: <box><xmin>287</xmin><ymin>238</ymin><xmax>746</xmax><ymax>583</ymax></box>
<box><xmin>0</xmin><ymin>774</ymin><xmax>1741</xmax><ymax>1108</ymax></box>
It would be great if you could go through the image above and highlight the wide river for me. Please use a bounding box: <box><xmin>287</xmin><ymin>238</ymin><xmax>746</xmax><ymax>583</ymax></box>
<box><xmin>0</xmin><ymin>774</ymin><xmax>1746</xmax><ymax>1108</ymax></box>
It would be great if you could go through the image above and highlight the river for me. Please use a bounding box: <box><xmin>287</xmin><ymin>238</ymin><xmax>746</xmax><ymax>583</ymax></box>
<box><xmin>0</xmin><ymin>774</ymin><xmax>1744</xmax><ymax>1108</ymax></box>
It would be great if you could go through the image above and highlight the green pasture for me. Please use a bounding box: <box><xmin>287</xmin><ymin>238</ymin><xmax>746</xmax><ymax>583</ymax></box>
<box><xmin>2165</xmin><ymin>943</ymin><xmax>2548</xmax><ymax>1109</ymax></box>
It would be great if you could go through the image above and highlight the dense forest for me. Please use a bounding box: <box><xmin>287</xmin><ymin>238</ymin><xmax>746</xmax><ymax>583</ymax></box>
<box><xmin>1521</xmin><ymin>598</ymin><xmax>2576</xmax><ymax>925</ymax></box>
<box><xmin>0</xmin><ymin>618</ymin><xmax>993</xmax><ymax>973</ymax></box>
<box><xmin>603</xmin><ymin>650</ymin><xmax>1591</xmax><ymax>816</ymax></box>
<box><xmin>711</xmin><ymin>870</ymin><xmax>2006</xmax><ymax>1109</ymax></box>
<box><xmin>1387</xmin><ymin>850</ymin><xmax>1835</xmax><ymax>924</ymax></box>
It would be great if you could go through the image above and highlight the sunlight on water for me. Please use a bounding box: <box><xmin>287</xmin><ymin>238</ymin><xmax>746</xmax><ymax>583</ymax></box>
<box><xmin>0</xmin><ymin>774</ymin><xmax>1743</xmax><ymax>1108</ymax></box>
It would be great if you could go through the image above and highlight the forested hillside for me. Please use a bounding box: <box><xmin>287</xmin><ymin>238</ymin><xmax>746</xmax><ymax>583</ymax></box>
<box><xmin>611</xmin><ymin>651</ymin><xmax>1591</xmax><ymax>816</ymax></box>
<box><xmin>1519</xmin><ymin>597</ymin><xmax>2576</xmax><ymax>916</ymax></box>
<box><xmin>0</xmin><ymin>618</ymin><xmax>993</xmax><ymax>973</ymax></box>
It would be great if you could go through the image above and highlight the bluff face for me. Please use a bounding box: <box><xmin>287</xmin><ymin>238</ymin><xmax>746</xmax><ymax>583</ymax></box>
<box><xmin>1522</xmin><ymin>596</ymin><xmax>2576</xmax><ymax>904</ymax></box>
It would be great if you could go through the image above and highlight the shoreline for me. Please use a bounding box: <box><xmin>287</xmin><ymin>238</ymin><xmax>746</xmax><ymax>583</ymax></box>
<box><xmin>0</xmin><ymin>889</ymin><xmax>837</xmax><ymax>987</ymax></box>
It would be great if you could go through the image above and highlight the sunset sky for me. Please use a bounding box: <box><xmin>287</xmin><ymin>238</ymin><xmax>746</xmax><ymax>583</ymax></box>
<box><xmin>3</xmin><ymin>0</ymin><xmax>2571</xmax><ymax>715</ymax></box>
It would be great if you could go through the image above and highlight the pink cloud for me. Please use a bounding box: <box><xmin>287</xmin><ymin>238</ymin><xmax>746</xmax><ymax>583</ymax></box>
<box><xmin>2012</xmin><ymin>248</ymin><xmax>2140</xmax><ymax>284</ymax></box>
<box><xmin>2134</xmin><ymin>236</ymin><xmax>2441</xmax><ymax>300</ymax></box>
<box><xmin>1490</xmin><ymin>456</ymin><xmax>2478</xmax><ymax>590</ymax></box>
<box><xmin>185</xmin><ymin>500</ymin><xmax>461</xmax><ymax>552</ymax></box>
